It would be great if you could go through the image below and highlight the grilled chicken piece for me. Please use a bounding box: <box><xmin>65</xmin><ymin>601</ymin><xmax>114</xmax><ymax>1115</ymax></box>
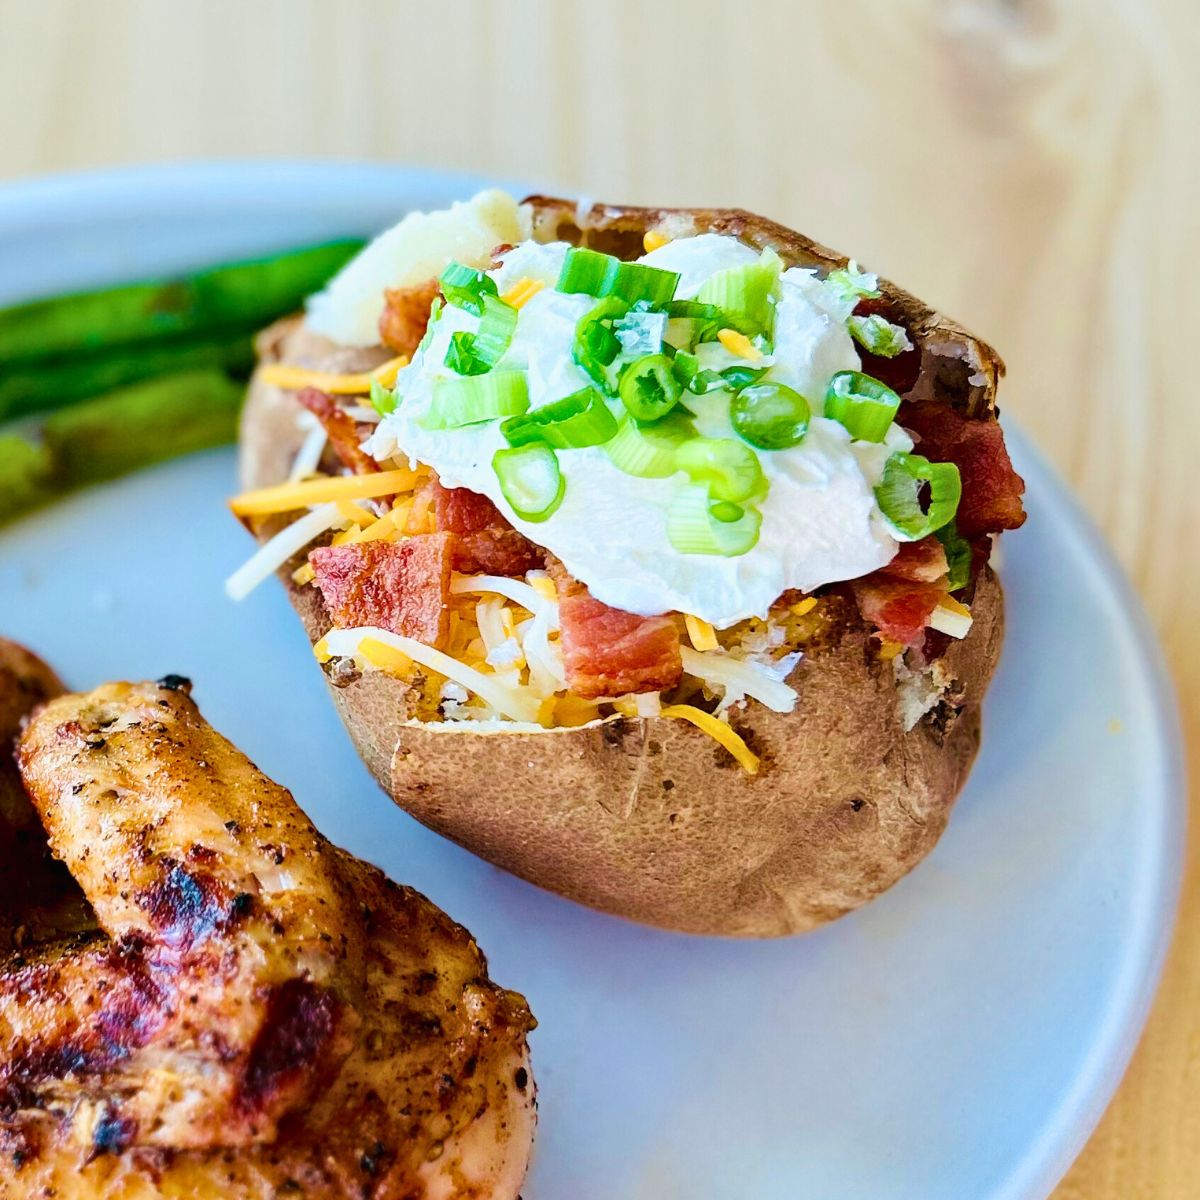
<box><xmin>1</xmin><ymin>673</ymin><xmax>536</xmax><ymax>1198</ymax></box>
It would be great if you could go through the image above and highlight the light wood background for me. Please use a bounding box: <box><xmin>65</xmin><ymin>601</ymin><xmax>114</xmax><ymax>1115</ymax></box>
<box><xmin>2</xmin><ymin>1</ymin><xmax>1196</xmax><ymax>1194</ymax></box>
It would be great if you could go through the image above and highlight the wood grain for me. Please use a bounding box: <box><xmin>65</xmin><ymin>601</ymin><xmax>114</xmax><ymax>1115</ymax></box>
<box><xmin>0</xmin><ymin>0</ymin><xmax>1195</xmax><ymax>1193</ymax></box>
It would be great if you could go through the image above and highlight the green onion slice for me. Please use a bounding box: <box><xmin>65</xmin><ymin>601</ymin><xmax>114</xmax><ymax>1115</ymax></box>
<box><xmin>667</xmin><ymin>484</ymin><xmax>762</xmax><ymax>556</ymax></box>
<box><xmin>663</xmin><ymin>299</ymin><xmax>728</xmax><ymax>343</ymax></box>
<box><xmin>493</xmin><ymin>443</ymin><xmax>565</xmax><ymax>522</ymax></box>
<box><xmin>824</xmin><ymin>370</ymin><xmax>901</xmax><ymax>443</ymax></box>
<box><xmin>420</xmin><ymin>370</ymin><xmax>529</xmax><ymax>430</ymax></box>
<box><xmin>604</xmin><ymin>412</ymin><xmax>694</xmax><ymax>478</ymax></box>
<box><xmin>439</xmin><ymin>261</ymin><xmax>498</xmax><ymax>316</ymax></box>
<box><xmin>618</xmin><ymin>353</ymin><xmax>683</xmax><ymax>421</ymax></box>
<box><xmin>848</xmin><ymin>312</ymin><xmax>912</xmax><ymax>358</ymax></box>
<box><xmin>444</xmin><ymin>293</ymin><xmax>518</xmax><ymax>375</ymax></box>
<box><xmin>731</xmin><ymin>382</ymin><xmax>811</xmax><ymax>450</ymax></box>
<box><xmin>695</xmin><ymin>248</ymin><xmax>783</xmax><ymax>336</ymax></box>
<box><xmin>874</xmin><ymin>452</ymin><xmax>962</xmax><ymax>539</ymax></box>
<box><xmin>416</xmin><ymin>297</ymin><xmax>443</xmax><ymax>354</ymax></box>
<box><xmin>370</xmin><ymin>377</ymin><xmax>398</xmax><ymax>416</ymax></box>
<box><xmin>936</xmin><ymin>520</ymin><xmax>972</xmax><ymax>591</ymax></box>
<box><xmin>720</xmin><ymin>364</ymin><xmax>769</xmax><ymax>390</ymax></box>
<box><xmin>501</xmin><ymin>386</ymin><xmax>618</xmax><ymax>449</ymax></box>
<box><xmin>676</xmin><ymin>436</ymin><xmax>765</xmax><ymax>503</ymax></box>
<box><xmin>573</xmin><ymin>295</ymin><xmax>629</xmax><ymax>394</ymax></box>
<box><xmin>671</xmin><ymin>349</ymin><xmax>721</xmax><ymax>394</ymax></box>
<box><xmin>557</xmin><ymin>246</ymin><xmax>679</xmax><ymax>305</ymax></box>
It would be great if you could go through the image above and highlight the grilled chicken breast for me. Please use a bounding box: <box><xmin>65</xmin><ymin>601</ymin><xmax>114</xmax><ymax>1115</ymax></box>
<box><xmin>0</xmin><ymin>669</ymin><xmax>535</xmax><ymax>1198</ymax></box>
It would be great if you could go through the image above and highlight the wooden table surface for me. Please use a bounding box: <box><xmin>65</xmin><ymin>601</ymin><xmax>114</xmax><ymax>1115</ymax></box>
<box><xmin>2</xmin><ymin>1</ymin><xmax>1196</xmax><ymax>1194</ymax></box>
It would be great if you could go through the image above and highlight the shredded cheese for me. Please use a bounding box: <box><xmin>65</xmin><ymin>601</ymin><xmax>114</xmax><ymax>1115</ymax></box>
<box><xmin>288</xmin><ymin>421</ymin><xmax>328</xmax><ymax>483</ymax></box>
<box><xmin>679</xmin><ymin>646</ymin><xmax>798</xmax><ymax>713</ymax></box>
<box><xmin>317</xmin><ymin>627</ymin><xmax>541</xmax><ymax>723</ymax></box>
<box><xmin>876</xmin><ymin>638</ymin><xmax>905</xmax><ymax>661</ymax></box>
<box><xmin>225</xmin><ymin>504</ymin><xmax>341</xmax><ymax>601</ymax></box>
<box><xmin>790</xmin><ymin>597</ymin><xmax>818</xmax><ymax>617</ymax></box>
<box><xmin>928</xmin><ymin>596</ymin><xmax>973</xmax><ymax>639</ymax></box>
<box><xmin>358</xmin><ymin>636</ymin><xmax>414</xmax><ymax>678</ymax></box>
<box><xmin>449</xmin><ymin>574</ymin><xmax>559</xmax><ymax>625</ymax></box>
<box><xmin>661</xmin><ymin>705</ymin><xmax>760</xmax><ymax>774</ymax></box>
<box><xmin>258</xmin><ymin>355</ymin><xmax>408</xmax><ymax>395</ymax></box>
<box><xmin>717</xmin><ymin>328</ymin><xmax>762</xmax><ymax>361</ymax></box>
<box><xmin>685</xmin><ymin>613</ymin><xmax>719</xmax><ymax>652</ymax></box>
<box><xmin>643</xmin><ymin>230</ymin><xmax>670</xmax><ymax>252</ymax></box>
<box><xmin>336</xmin><ymin>499</ymin><xmax>375</xmax><ymax>525</ymax></box>
<box><xmin>229</xmin><ymin>468</ymin><xmax>421</xmax><ymax>516</ymax></box>
<box><xmin>526</xmin><ymin>571</ymin><xmax>558</xmax><ymax>602</ymax></box>
<box><xmin>501</xmin><ymin>277</ymin><xmax>545</xmax><ymax>309</ymax></box>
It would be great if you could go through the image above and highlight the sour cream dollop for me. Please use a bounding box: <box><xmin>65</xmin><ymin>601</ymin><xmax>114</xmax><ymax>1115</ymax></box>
<box><xmin>365</xmin><ymin>234</ymin><xmax>910</xmax><ymax>628</ymax></box>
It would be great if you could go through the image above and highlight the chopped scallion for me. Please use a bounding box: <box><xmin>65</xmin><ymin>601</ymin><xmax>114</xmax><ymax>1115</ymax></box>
<box><xmin>501</xmin><ymin>386</ymin><xmax>618</xmax><ymax>449</ymax></box>
<box><xmin>420</xmin><ymin>370</ymin><xmax>529</xmax><ymax>430</ymax></box>
<box><xmin>603</xmin><ymin>412</ymin><xmax>694</xmax><ymax>478</ymax></box>
<box><xmin>695</xmin><ymin>248</ymin><xmax>783</xmax><ymax>336</ymax></box>
<box><xmin>676</xmin><ymin>437</ymin><xmax>765</xmax><ymax>503</ymax></box>
<box><xmin>369</xmin><ymin>377</ymin><xmax>398</xmax><ymax>416</ymax></box>
<box><xmin>493</xmin><ymin>443</ymin><xmax>565</xmax><ymax>522</ymax></box>
<box><xmin>557</xmin><ymin>246</ymin><xmax>679</xmax><ymax>305</ymax></box>
<box><xmin>824</xmin><ymin>370</ymin><xmax>901</xmax><ymax>442</ymax></box>
<box><xmin>443</xmin><ymin>293</ymin><xmax>518</xmax><ymax>375</ymax></box>
<box><xmin>667</xmin><ymin>484</ymin><xmax>762</xmax><ymax>556</ymax></box>
<box><xmin>618</xmin><ymin>354</ymin><xmax>683</xmax><ymax>421</ymax></box>
<box><xmin>573</xmin><ymin>295</ymin><xmax>629</xmax><ymax>394</ymax></box>
<box><xmin>731</xmin><ymin>382</ymin><xmax>811</xmax><ymax>450</ymax></box>
<box><xmin>439</xmin><ymin>261</ymin><xmax>498</xmax><ymax>316</ymax></box>
<box><xmin>936</xmin><ymin>521</ymin><xmax>973</xmax><ymax>591</ymax></box>
<box><xmin>874</xmin><ymin>452</ymin><xmax>962</xmax><ymax>539</ymax></box>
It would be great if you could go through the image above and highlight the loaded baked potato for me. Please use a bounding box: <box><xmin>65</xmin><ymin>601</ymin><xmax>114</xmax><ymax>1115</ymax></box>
<box><xmin>230</xmin><ymin>191</ymin><xmax>1025</xmax><ymax>936</ymax></box>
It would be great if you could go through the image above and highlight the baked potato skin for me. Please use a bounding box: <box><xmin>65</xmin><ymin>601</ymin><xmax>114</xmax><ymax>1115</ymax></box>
<box><xmin>238</xmin><ymin>199</ymin><xmax>1008</xmax><ymax>937</ymax></box>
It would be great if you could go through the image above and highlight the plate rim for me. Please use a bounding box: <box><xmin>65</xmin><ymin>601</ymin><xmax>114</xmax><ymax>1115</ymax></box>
<box><xmin>0</xmin><ymin>160</ymin><xmax>1187</xmax><ymax>1200</ymax></box>
<box><xmin>983</xmin><ymin>428</ymin><xmax>1187</xmax><ymax>1200</ymax></box>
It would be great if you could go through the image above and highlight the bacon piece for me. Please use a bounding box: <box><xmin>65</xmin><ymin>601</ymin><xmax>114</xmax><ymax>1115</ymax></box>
<box><xmin>900</xmin><ymin>404</ymin><xmax>1026</xmax><ymax>538</ymax></box>
<box><xmin>852</xmin><ymin>296</ymin><xmax>921</xmax><ymax>396</ymax></box>
<box><xmin>557</xmin><ymin>576</ymin><xmax>682</xmax><ymax>699</ymax></box>
<box><xmin>880</xmin><ymin>536</ymin><xmax>948</xmax><ymax>584</ymax></box>
<box><xmin>851</xmin><ymin>576</ymin><xmax>946</xmax><ymax>648</ymax></box>
<box><xmin>296</xmin><ymin>387</ymin><xmax>379</xmax><ymax>476</ymax></box>
<box><xmin>378</xmin><ymin>279</ymin><xmax>440</xmax><ymax>358</ymax></box>
<box><xmin>410</xmin><ymin>476</ymin><xmax>543</xmax><ymax>576</ymax></box>
<box><xmin>310</xmin><ymin>536</ymin><xmax>453</xmax><ymax>647</ymax></box>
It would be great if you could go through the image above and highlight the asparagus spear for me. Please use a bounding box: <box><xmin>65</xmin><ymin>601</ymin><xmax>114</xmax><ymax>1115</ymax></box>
<box><xmin>41</xmin><ymin>368</ymin><xmax>244</xmax><ymax>489</ymax></box>
<box><xmin>0</xmin><ymin>239</ymin><xmax>362</xmax><ymax>366</ymax></box>
<box><xmin>0</xmin><ymin>434</ymin><xmax>52</xmax><ymax>521</ymax></box>
<box><xmin>0</xmin><ymin>330</ymin><xmax>255</xmax><ymax>422</ymax></box>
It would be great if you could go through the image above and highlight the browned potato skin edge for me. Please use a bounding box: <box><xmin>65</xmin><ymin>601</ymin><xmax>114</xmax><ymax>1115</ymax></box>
<box><xmin>237</xmin><ymin>197</ymin><xmax>1008</xmax><ymax>938</ymax></box>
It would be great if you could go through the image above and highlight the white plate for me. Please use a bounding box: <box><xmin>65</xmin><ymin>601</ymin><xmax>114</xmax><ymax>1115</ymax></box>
<box><xmin>0</xmin><ymin>163</ymin><xmax>1186</xmax><ymax>1200</ymax></box>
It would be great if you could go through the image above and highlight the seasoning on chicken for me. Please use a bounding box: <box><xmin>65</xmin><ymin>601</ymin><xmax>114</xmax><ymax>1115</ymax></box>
<box><xmin>1</xmin><ymin>669</ymin><xmax>535</xmax><ymax>1198</ymax></box>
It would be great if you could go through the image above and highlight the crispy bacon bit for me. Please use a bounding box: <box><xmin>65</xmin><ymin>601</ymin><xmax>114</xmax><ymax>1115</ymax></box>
<box><xmin>310</xmin><ymin>536</ymin><xmax>453</xmax><ymax>647</ymax></box>
<box><xmin>880</xmin><ymin>536</ymin><xmax>948</xmax><ymax>584</ymax></box>
<box><xmin>295</xmin><ymin>387</ymin><xmax>380</xmax><ymax>476</ymax></box>
<box><xmin>557</xmin><ymin>576</ymin><xmax>682</xmax><ymax>699</ymax></box>
<box><xmin>410</xmin><ymin>476</ymin><xmax>543</xmax><ymax>576</ymax></box>
<box><xmin>851</xmin><ymin>577</ymin><xmax>946</xmax><ymax>648</ymax></box>
<box><xmin>900</xmin><ymin>404</ymin><xmax>1026</xmax><ymax>538</ymax></box>
<box><xmin>378</xmin><ymin>279</ymin><xmax>441</xmax><ymax>357</ymax></box>
<box><xmin>852</xmin><ymin>296</ymin><xmax>921</xmax><ymax>395</ymax></box>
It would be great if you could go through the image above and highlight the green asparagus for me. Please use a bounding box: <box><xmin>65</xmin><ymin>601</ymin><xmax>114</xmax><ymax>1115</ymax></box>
<box><xmin>42</xmin><ymin>368</ymin><xmax>244</xmax><ymax>488</ymax></box>
<box><xmin>0</xmin><ymin>238</ymin><xmax>362</xmax><ymax>366</ymax></box>
<box><xmin>0</xmin><ymin>330</ymin><xmax>256</xmax><ymax>421</ymax></box>
<box><xmin>0</xmin><ymin>434</ymin><xmax>52</xmax><ymax>521</ymax></box>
